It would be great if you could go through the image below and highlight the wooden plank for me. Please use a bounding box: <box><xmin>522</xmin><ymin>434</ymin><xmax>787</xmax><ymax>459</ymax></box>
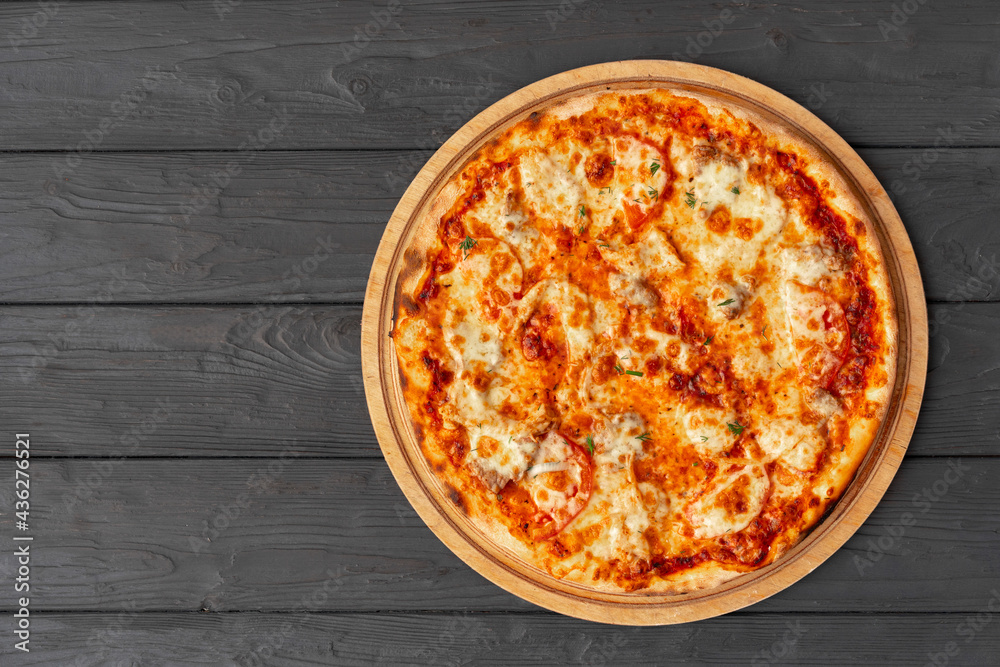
<box><xmin>10</xmin><ymin>611</ymin><xmax>1000</xmax><ymax>665</ymax></box>
<box><xmin>0</xmin><ymin>0</ymin><xmax>997</xmax><ymax>150</ymax></box>
<box><xmin>918</xmin><ymin>303</ymin><xmax>1000</xmax><ymax>456</ymax></box>
<box><xmin>0</xmin><ymin>152</ymin><xmax>399</xmax><ymax>304</ymax></box>
<box><xmin>0</xmin><ymin>457</ymin><xmax>995</xmax><ymax>613</ymax></box>
<box><xmin>1</xmin><ymin>303</ymin><xmax>996</xmax><ymax>457</ymax></box>
<box><xmin>857</xmin><ymin>147</ymin><xmax>1000</xmax><ymax>305</ymax></box>
<box><xmin>0</xmin><ymin>148</ymin><xmax>996</xmax><ymax>304</ymax></box>
<box><xmin>1</xmin><ymin>305</ymin><xmax>374</xmax><ymax>457</ymax></box>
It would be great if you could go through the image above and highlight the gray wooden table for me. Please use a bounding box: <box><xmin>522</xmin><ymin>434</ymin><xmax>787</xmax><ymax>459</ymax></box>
<box><xmin>0</xmin><ymin>1</ymin><xmax>998</xmax><ymax>664</ymax></box>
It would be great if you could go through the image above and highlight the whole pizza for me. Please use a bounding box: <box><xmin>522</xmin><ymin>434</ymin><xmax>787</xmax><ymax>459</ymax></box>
<box><xmin>391</xmin><ymin>87</ymin><xmax>897</xmax><ymax>593</ymax></box>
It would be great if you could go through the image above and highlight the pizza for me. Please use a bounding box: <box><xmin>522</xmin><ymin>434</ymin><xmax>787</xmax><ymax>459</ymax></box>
<box><xmin>390</xmin><ymin>87</ymin><xmax>897</xmax><ymax>593</ymax></box>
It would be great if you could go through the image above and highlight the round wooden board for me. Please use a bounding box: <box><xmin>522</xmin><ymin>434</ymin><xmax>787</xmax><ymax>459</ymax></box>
<box><xmin>361</xmin><ymin>60</ymin><xmax>927</xmax><ymax>625</ymax></box>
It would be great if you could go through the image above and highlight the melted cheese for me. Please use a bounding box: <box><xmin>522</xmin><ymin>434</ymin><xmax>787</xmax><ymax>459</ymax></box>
<box><xmin>671</xmin><ymin>145</ymin><xmax>788</xmax><ymax>279</ymax></box>
<box><xmin>784</xmin><ymin>280</ymin><xmax>850</xmax><ymax>386</ymax></box>
<box><xmin>522</xmin><ymin>432</ymin><xmax>582</xmax><ymax>516</ymax></box>
<box><xmin>520</xmin><ymin>150</ymin><xmax>585</xmax><ymax>227</ymax></box>
<box><xmin>756</xmin><ymin>417</ymin><xmax>825</xmax><ymax>472</ymax></box>
<box><xmin>685</xmin><ymin>463</ymin><xmax>769</xmax><ymax>538</ymax></box>
<box><xmin>466</xmin><ymin>429</ymin><xmax>538</xmax><ymax>492</ymax></box>
<box><xmin>514</xmin><ymin>279</ymin><xmax>595</xmax><ymax>363</ymax></box>
<box><xmin>394</xmin><ymin>88</ymin><xmax>893</xmax><ymax>593</ymax></box>
<box><xmin>587</xmin><ymin>136</ymin><xmax>671</xmax><ymax>236</ymax></box>
<box><xmin>682</xmin><ymin>402</ymin><xmax>739</xmax><ymax>456</ymax></box>
<box><xmin>781</xmin><ymin>244</ymin><xmax>845</xmax><ymax>288</ymax></box>
<box><xmin>566</xmin><ymin>413</ymin><xmax>652</xmax><ymax>564</ymax></box>
<box><xmin>600</xmin><ymin>226</ymin><xmax>684</xmax><ymax>280</ymax></box>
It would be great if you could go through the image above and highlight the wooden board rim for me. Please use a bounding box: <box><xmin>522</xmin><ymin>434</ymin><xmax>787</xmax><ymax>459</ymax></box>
<box><xmin>362</xmin><ymin>60</ymin><xmax>928</xmax><ymax>625</ymax></box>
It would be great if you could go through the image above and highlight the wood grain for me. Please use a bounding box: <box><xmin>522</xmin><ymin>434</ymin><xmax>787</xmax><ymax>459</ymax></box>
<box><xmin>858</xmin><ymin>147</ymin><xmax>1000</xmax><ymax>304</ymax></box>
<box><xmin>0</xmin><ymin>149</ymin><xmax>994</xmax><ymax>304</ymax></box>
<box><xmin>0</xmin><ymin>152</ymin><xmax>396</xmax><ymax>304</ymax></box>
<box><xmin>0</xmin><ymin>305</ymin><xmax>373</xmax><ymax>457</ymax></box>
<box><xmin>1</xmin><ymin>303</ymin><xmax>990</xmax><ymax>458</ymax></box>
<box><xmin>0</xmin><ymin>457</ymin><xmax>995</xmax><ymax>613</ymax></box>
<box><xmin>0</xmin><ymin>1</ymin><xmax>996</xmax><ymax>151</ymax></box>
<box><xmin>12</xmin><ymin>612</ymin><xmax>1000</xmax><ymax>665</ymax></box>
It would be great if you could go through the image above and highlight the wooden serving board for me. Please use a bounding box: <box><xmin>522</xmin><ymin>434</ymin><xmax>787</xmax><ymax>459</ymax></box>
<box><xmin>361</xmin><ymin>61</ymin><xmax>927</xmax><ymax>625</ymax></box>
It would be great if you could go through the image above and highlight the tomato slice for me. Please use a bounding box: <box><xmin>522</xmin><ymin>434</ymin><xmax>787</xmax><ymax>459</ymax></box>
<box><xmin>622</xmin><ymin>200</ymin><xmax>649</xmax><ymax>230</ymax></box>
<box><xmin>521</xmin><ymin>431</ymin><xmax>594</xmax><ymax>540</ymax></box>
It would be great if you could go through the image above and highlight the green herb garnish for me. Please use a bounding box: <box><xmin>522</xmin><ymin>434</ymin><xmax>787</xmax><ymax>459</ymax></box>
<box><xmin>704</xmin><ymin>335</ymin><xmax>714</xmax><ymax>345</ymax></box>
<box><xmin>717</xmin><ymin>298</ymin><xmax>735</xmax><ymax>307</ymax></box>
<box><xmin>613</xmin><ymin>363</ymin><xmax>624</xmax><ymax>374</ymax></box>
<box><xmin>727</xmin><ymin>421</ymin><xmax>745</xmax><ymax>436</ymax></box>
<box><xmin>625</xmin><ymin>370</ymin><xmax>644</xmax><ymax>377</ymax></box>
<box><xmin>579</xmin><ymin>205</ymin><xmax>586</xmax><ymax>217</ymax></box>
<box><xmin>636</xmin><ymin>432</ymin><xmax>652</xmax><ymax>442</ymax></box>
<box><xmin>650</xmin><ymin>161</ymin><xmax>661</xmax><ymax>176</ymax></box>
<box><xmin>731</xmin><ymin>186</ymin><xmax>740</xmax><ymax>195</ymax></box>
<box><xmin>586</xmin><ymin>435</ymin><xmax>595</xmax><ymax>454</ymax></box>
<box><xmin>458</xmin><ymin>235</ymin><xmax>477</xmax><ymax>259</ymax></box>
<box><xmin>684</xmin><ymin>190</ymin><xmax>696</xmax><ymax>208</ymax></box>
